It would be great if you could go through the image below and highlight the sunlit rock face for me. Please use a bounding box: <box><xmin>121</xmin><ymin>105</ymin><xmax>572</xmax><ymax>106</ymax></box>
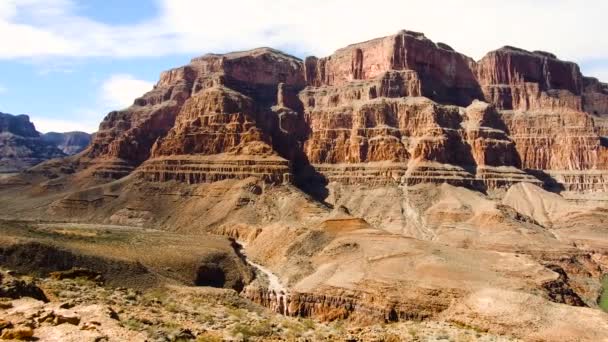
<box><xmin>77</xmin><ymin>30</ymin><xmax>608</xmax><ymax>191</ymax></box>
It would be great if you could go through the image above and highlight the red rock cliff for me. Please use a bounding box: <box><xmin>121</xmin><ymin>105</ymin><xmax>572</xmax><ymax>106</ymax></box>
<box><xmin>77</xmin><ymin>30</ymin><xmax>608</xmax><ymax>192</ymax></box>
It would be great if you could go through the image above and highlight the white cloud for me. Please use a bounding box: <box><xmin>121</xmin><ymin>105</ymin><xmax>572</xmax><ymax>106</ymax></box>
<box><xmin>0</xmin><ymin>0</ymin><xmax>607</xmax><ymax>67</ymax></box>
<box><xmin>32</xmin><ymin>74</ymin><xmax>154</xmax><ymax>133</ymax></box>
<box><xmin>31</xmin><ymin>117</ymin><xmax>97</xmax><ymax>133</ymax></box>
<box><xmin>169</xmin><ymin>0</ymin><xmax>607</xmax><ymax>62</ymax></box>
<box><xmin>0</xmin><ymin>85</ymin><xmax>6</xmax><ymax>93</ymax></box>
<box><xmin>101</xmin><ymin>74</ymin><xmax>153</xmax><ymax>109</ymax></box>
<box><xmin>15</xmin><ymin>1</ymin><xmax>608</xmax><ymax>134</ymax></box>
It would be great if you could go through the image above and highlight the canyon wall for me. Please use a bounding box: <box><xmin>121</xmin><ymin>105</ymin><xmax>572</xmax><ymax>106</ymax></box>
<box><xmin>41</xmin><ymin>131</ymin><xmax>91</xmax><ymax>155</ymax></box>
<box><xmin>0</xmin><ymin>113</ymin><xmax>66</xmax><ymax>174</ymax></box>
<box><xmin>77</xmin><ymin>30</ymin><xmax>608</xmax><ymax>192</ymax></box>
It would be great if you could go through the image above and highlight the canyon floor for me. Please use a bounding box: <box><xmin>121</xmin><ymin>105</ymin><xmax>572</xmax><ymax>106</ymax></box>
<box><xmin>0</xmin><ymin>267</ymin><xmax>518</xmax><ymax>342</ymax></box>
<box><xmin>0</xmin><ymin>220</ymin><xmax>519</xmax><ymax>342</ymax></box>
<box><xmin>1</xmin><ymin>177</ymin><xmax>608</xmax><ymax>341</ymax></box>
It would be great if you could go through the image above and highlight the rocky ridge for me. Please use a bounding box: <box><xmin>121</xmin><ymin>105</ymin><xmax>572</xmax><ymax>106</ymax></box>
<box><xmin>41</xmin><ymin>131</ymin><xmax>92</xmax><ymax>155</ymax></box>
<box><xmin>0</xmin><ymin>113</ymin><xmax>66</xmax><ymax>174</ymax></box>
<box><xmin>75</xmin><ymin>30</ymin><xmax>608</xmax><ymax>193</ymax></box>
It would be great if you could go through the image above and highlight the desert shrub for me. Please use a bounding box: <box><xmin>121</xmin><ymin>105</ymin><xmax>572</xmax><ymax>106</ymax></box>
<box><xmin>231</xmin><ymin>321</ymin><xmax>273</xmax><ymax>340</ymax></box>
<box><xmin>121</xmin><ymin>318</ymin><xmax>145</xmax><ymax>331</ymax></box>
<box><xmin>143</xmin><ymin>287</ymin><xmax>169</xmax><ymax>305</ymax></box>
<box><xmin>197</xmin><ymin>331</ymin><xmax>223</xmax><ymax>342</ymax></box>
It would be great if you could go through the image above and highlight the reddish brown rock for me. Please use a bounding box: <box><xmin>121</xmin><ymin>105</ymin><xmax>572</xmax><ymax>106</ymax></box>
<box><xmin>151</xmin><ymin>86</ymin><xmax>272</xmax><ymax>157</ymax></box>
<box><xmin>70</xmin><ymin>30</ymin><xmax>608</xmax><ymax>192</ymax></box>
<box><xmin>136</xmin><ymin>48</ymin><xmax>305</xmax><ymax>184</ymax></box>
<box><xmin>305</xmin><ymin>30</ymin><xmax>481</xmax><ymax>106</ymax></box>
<box><xmin>83</xmin><ymin>47</ymin><xmax>304</xmax><ymax>179</ymax></box>
<box><xmin>501</xmin><ymin>110</ymin><xmax>607</xmax><ymax>170</ymax></box>
<box><xmin>477</xmin><ymin>46</ymin><xmax>584</xmax><ymax>111</ymax></box>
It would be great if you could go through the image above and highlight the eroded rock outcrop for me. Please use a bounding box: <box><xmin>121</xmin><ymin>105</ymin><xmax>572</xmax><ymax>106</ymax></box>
<box><xmin>70</xmin><ymin>30</ymin><xmax>608</xmax><ymax>192</ymax></box>
<box><xmin>477</xmin><ymin>47</ymin><xmax>584</xmax><ymax>112</ymax></box>
<box><xmin>304</xmin><ymin>30</ymin><xmax>481</xmax><ymax>106</ymax></box>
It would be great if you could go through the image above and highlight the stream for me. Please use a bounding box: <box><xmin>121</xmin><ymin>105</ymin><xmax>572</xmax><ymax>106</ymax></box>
<box><xmin>235</xmin><ymin>240</ymin><xmax>290</xmax><ymax>315</ymax></box>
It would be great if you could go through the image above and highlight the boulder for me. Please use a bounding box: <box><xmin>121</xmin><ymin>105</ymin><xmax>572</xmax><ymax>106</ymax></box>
<box><xmin>0</xmin><ymin>326</ymin><xmax>34</xmax><ymax>340</ymax></box>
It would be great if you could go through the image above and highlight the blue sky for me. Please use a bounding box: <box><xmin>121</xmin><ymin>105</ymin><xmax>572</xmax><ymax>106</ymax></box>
<box><xmin>0</xmin><ymin>0</ymin><xmax>607</xmax><ymax>133</ymax></box>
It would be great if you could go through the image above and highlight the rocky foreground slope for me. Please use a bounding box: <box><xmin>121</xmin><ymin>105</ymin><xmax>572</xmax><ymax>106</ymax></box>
<box><xmin>1</xmin><ymin>30</ymin><xmax>608</xmax><ymax>341</ymax></box>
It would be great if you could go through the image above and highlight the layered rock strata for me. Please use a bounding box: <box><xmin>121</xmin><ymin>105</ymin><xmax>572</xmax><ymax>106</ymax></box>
<box><xmin>76</xmin><ymin>30</ymin><xmax>608</xmax><ymax>192</ymax></box>
<box><xmin>137</xmin><ymin>155</ymin><xmax>292</xmax><ymax>185</ymax></box>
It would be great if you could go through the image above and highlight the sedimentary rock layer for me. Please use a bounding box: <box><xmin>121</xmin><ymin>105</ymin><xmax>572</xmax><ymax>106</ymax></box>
<box><xmin>137</xmin><ymin>155</ymin><xmax>292</xmax><ymax>185</ymax></box>
<box><xmin>74</xmin><ymin>30</ymin><xmax>608</xmax><ymax>192</ymax></box>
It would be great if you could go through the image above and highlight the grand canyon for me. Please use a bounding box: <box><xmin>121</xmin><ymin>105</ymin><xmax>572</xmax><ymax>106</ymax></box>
<box><xmin>1</xmin><ymin>29</ymin><xmax>608</xmax><ymax>341</ymax></box>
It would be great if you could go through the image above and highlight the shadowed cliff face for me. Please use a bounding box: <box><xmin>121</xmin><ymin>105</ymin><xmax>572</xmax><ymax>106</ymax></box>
<box><xmin>0</xmin><ymin>113</ymin><xmax>66</xmax><ymax>174</ymax></box>
<box><xmin>41</xmin><ymin>132</ymin><xmax>91</xmax><ymax>155</ymax></box>
<box><xmin>75</xmin><ymin>30</ymin><xmax>608</xmax><ymax>193</ymax></box>
<box><xmin>0</xmin><ymin>113</ymin><xmax>39</xmax><ymax>138</ymax></box>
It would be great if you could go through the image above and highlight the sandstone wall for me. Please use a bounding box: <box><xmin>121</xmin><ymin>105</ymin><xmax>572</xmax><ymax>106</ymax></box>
<box><xmin>75</xmin><ymin>30</ymin><xmax>608</xmax><ymax>192</ymax></box>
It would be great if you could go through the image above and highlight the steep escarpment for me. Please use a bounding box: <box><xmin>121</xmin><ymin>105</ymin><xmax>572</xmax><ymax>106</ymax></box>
<box><xmin>65</xmin><ymin>29</ymin><xmax>608</xmax><ymax>193</ymax></box>
<box><xmin>84</xmin><ymin>48</ymin><xmax>305</xmax><ymax>183</ymax></box>
<box><xmin>477</xmin><ymin>47</ymin><xmax>584</xmax><ymax>112</ymax></box>
<box><xmin>500</xmin><ymin>109</ymin><xmax>608</xmax><ymax>191</ymax></box>
<box><xmin>0</xmin><ymin>113</ymin><xmax>66</xmax><ymax>174</ymax></box>
<box><xmin>304</xmin><ymin>30</ymin><xmax>481</xmax><ymax>106</ymax></box>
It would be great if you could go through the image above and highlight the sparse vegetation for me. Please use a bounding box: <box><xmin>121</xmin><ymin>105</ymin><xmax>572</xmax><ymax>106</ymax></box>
<box><xmin>599</xmin><ymin>275</ymin><xmax>608</xmax><ymax>312</ymax></box>
<box><xmin>0</xmin><ymin>219</ymin><xmax>532</xmax><ymax>341</ymax></box>
<box><xmin>230</xmin><ymin>321</ymin><xmax>274</xmax><ymax>340</ymax></box>
<box><xmin>408</xmin><ymin>326</ymin><xmax>419</xmax><ymax>339</ymax></box>
<box><xmin>0</xmin><ymin>264</ymin><xmax>523</xmax><ymax>341</ymax></box>
<box><xmin>196</xmin><ymin>331</ymin><xmax>223</xmax><ymax>342</ymax></box>
<box><xmin>121</xmin><ymin>318</ymin><xmax>146</xmax><ymax>331</ymax></box>
<box><xmin>143</xmin><ymin>287</ymin><xmax>170</xmax><ymax>305</ymax></box>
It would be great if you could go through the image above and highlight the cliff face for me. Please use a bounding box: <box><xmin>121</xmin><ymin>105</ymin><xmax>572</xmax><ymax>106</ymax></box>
<box><xmin>304</xmin><ymin>31</ymin><xmax>481</xmax><ymax>106</ymax></box>
<box><xmin>41</xmin><ymin>131</ymin><xmax>91</xmax><ymax>155</ymax></box>
<box><xmin>477</xmin><ymin>47</ymin><xmax>584</xmax><ymax>111</ymax></box>
<box><xmin>0</xmin><ymin>113</ymin><xmax>66</xmax><ymax>174</ymax></box>
<box><xmin>79</xmin><ymin>30</ymin><xmax>608</xmax><ymax>192</ymax></box>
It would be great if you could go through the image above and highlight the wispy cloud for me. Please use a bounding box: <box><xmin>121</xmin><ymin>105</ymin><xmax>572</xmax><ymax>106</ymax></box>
<box><xmin>31</xmin><ymin>116</ymin><xmax>97</xmax><ymax>133</ymax></box>
<box><xmin>101</xmin><ymin>74</ymin><xmax>153</xmax><ymax>109</ymax></box>
<box><xmin>0</xmin><ymin>85</ymin><xmax>6</xmax><ymax>93</ymax></box>
<box><xmin>32</xmin><ymin>73</ymin><xmax>153</xmax><ymax>133</ymax></box>
<box><xmin>0</xmin><ymin>0</ymin><xmax>607</xmax><ymax>67</ymax></box>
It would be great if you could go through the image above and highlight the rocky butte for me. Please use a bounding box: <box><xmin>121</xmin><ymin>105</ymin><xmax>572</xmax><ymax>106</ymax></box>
<box><xmin>1</xmin><ymin>30</ymin><xmax>608</xmax><ymax>341</ymax></box>
<box><xmin>75</xmin><ymin>30</ymin><xmax>608</xmax><ymax>193</ymax></box>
